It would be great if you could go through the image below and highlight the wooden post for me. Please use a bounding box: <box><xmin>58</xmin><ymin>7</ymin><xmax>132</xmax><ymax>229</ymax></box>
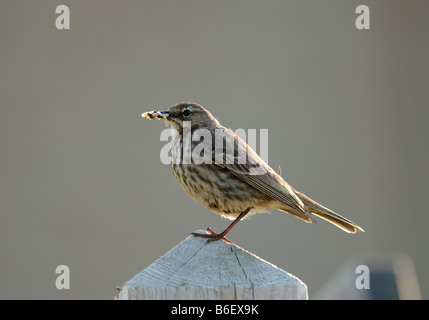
<box><xmin>116</xmin><ymin>230</ymin><xmax>308</xmax><ymax>300</ymax></box>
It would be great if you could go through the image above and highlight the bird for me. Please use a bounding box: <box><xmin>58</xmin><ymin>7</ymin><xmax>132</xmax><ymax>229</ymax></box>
<box><xmin>142</xmin><ymin>102</ymin><xmax>364</xmax><ymax>241</ymax></box>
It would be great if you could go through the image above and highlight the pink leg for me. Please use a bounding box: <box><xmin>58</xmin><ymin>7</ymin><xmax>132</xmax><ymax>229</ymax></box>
<box><xmin>192</xmin><ymin>208</ymin><xmax>251</xmax><ymax>242</ymax></box>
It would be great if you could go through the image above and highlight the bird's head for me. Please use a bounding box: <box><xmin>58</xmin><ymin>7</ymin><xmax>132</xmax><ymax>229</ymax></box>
<box><xmin>143</xmin><ymin>102</ymin><xmax>219</xmax><ymax>131</ymax></box>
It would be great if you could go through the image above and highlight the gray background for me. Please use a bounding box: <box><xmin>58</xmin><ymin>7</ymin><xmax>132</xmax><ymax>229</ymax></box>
<box><xmin>1</xmin><ymin>0</ymin><xmax>428</xmax><ymax>299</ymax></box>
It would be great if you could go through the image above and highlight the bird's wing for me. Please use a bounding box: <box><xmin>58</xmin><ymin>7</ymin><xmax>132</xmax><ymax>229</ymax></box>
<box><xmin>208</xmin><ymin>127</ymin><xmax>310</xmax><ymax>218</ymax></box>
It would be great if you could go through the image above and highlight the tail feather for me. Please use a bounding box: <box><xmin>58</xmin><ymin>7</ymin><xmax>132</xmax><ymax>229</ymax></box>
<box><xmin>278</xmin><ymin>206</ymin><xmax>315</xmax><ymax>224</ymax></box>
<box><xmin>295</xmin><ymin>191</ymin><xmax>364</xmax><ymax>234</ymax></box>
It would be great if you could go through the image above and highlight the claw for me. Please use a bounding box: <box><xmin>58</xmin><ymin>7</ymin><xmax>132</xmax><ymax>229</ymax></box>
<box><xmin>191</xmin><ymin>227</ymin><xmax>232</xmax><ymax>243</ymax></box>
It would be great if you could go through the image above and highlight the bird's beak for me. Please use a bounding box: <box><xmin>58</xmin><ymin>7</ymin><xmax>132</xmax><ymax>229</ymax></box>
<box><xmin>142</xmin><ymin>109</ymin><xmax>170</xmax><ymax>127</ymax></box>
<box><xmin>159</xmin><ymin>110</ymin><xmax>170</xmax><ymax>127</ymax></box>
<box><xmin>159</xmin><ymin>110</ymin><xmax>170</xmax><ymax>118</ymax></box>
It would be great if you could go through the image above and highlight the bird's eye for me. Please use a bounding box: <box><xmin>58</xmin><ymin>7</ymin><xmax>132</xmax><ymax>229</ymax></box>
<box><xmin>183</xmin><ymin>109</ymin><xmax>191</xmax><ymax>117</ymax></box>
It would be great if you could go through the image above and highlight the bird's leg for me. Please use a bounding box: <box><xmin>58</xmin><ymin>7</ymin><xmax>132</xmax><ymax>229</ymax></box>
<box><xmin>192</xmin><ymin>208</ymin><xmax>251</xmax><ymax>242</ymax></box>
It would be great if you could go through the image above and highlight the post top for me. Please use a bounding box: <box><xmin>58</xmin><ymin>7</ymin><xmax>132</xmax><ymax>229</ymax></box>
<box><xmin>117</xmin><ymin>230</ymin><xmax>308</xmax><ymax>300</ymax></box>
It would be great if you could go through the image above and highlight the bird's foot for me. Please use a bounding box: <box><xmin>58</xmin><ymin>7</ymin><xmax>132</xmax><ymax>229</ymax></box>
<box><xmin>191</xmin><ymin>227</ymin><xmax>232</xmax><ymax>243</ymax></box>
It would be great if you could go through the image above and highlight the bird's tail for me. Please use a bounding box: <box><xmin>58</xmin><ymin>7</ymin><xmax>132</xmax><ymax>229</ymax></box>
<box><xmin>295</xmin><ymin>191</ymin><xmax>364</xmax><ymax>234</ymax></box>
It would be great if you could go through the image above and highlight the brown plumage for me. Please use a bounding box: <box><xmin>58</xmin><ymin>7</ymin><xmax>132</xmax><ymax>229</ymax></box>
<box><xmin>143</xmin><ymin>102</ymin><xmax>364</xmax><ymax>241</ymax></box>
